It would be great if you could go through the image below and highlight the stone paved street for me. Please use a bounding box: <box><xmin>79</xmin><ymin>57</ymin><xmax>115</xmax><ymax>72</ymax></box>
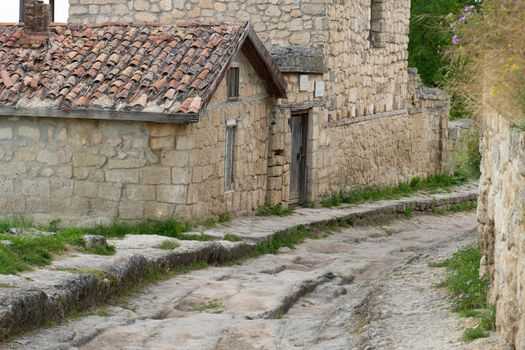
<box><xmin>7</xmin><ymin>212</ymin><xmax>499</xmax><ymax>350</ymax></box>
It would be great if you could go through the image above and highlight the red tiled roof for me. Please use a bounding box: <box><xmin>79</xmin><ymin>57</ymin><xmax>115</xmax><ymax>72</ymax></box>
<box><xmin>0</xmin><ymin>22</ymin><xmax>283</xmax><ymax>120</ymax></box>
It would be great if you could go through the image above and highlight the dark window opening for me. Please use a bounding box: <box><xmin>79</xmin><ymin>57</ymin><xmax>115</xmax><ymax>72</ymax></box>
<box><xmin>228</xmin><ymin>67</ymin><xmax>240</xmax><ymax>100</ymax></box>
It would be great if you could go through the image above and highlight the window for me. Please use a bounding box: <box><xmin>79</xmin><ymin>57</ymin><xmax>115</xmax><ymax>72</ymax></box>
<box><xmin>224</xmin><ymin>126</ymin><xmax>235</xmax><ymax>191</ymax></box>
<box><xmin>369</xmin><ymin>0</ymin><xmax>385</xmax><ymax>48</ymax></box>
<box><xmin>227</xmin><ymin>67</ymin><xmax>240</xmax><ymax>100</ymax></box>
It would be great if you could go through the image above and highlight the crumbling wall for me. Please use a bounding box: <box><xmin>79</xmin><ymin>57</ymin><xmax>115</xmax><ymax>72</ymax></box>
<box><xmin>478</xmin><ymin>108</ymin><xmax>525</xmax><ymax>349</ymax></box>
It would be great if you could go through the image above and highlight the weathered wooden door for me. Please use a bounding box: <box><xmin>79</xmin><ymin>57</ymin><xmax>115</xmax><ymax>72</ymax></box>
<box><xmin>289</xmin><ymin>113</ymin><xmax>308</xmax><ymax>205</ymax></box>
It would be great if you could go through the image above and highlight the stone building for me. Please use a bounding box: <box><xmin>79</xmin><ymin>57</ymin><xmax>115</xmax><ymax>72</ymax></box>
<box><xmin>0</xmin><ymin>0</ymin><xmax>449</xmax><ymax>224</ymax></box>
<box><xmin>0</xmin><ymin>0</ymin><xmax>289</xmax><ymax>225</ymax></box>
<box><xmin>69</xmin><ymin>0</ymin><xmax>450</xmax><ymax>206</ymax></box>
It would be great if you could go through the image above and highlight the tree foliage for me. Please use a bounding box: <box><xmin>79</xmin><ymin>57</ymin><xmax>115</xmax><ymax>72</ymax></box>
<box><xmin>408</xmin><ymin>0</ymin><xmax>473</xmax><ymax>86</ymax></box>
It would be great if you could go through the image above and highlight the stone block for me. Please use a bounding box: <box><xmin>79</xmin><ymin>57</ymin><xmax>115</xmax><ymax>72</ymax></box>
<box><xmin>126</xmin><ymin>184</ymin><xmax>156</xmax><ymax>201</ymax></box>
<box><xmin>90</xmin><ymin>198</ymin><xmax>119</xmax><ymax>217</ymax></box>
<box><xmin>0</xmin><ymin>196</ymin><xmax>25</xmax><ymax>212</ymax></box>
<box><xmin>97</xmin><ymin>183</ymin><xmax>122</xmax><ymax>201</ymax></box>
<box><xmin>140</xmin><ymin>166</ymin><xmax>171</xmax><ymax>185</ymax></box>
<box><xmin>0</xmin><ymin>128</ymin><xmax>13</xmax><ymax>140</ymax></box>
<box><xmin>151</xmin><ymin>136</ymin><xmax>175</xmax><ymax>150</ymax></box>
<box><xmin>105</xmin><ymin>169</ymin><xmax>139</xmax><ymax>184</ymax></box>
<box><xmin>20</xmin><ymin>179</ymin><xmax>51</xmax><ymax>197</ymax></box>
<box><xmin>145</xmin><ymin>202</ymin><xmax>174</xmax><ymax>220</ymax></box>
<box><xmin>156</xmin><ymin>185</ymin><xmax>186</xmax><ymax>204</ymax></box>
<box><xmin>73</xmin><ymin>152</ymin><xmax>106</xmax><ymax>167</ymax></box>
<box><xmin>119</xmin><ymin>200</ymin><xmax>144</xmax><ymax>220</ymax></box>
<box><xmin>36</xmin><ymin>150</ymin><xmax>59</xmax><ymax>165</ymax></box>
<box><xmin>107</xmin><ymin>158</ymin><xmax>147</xmax><ymax>169</ymax></box>
<box><xmin>74</xmin><ymin>181</ymin><xmax>98</xmax><ymax>198</ymax></box>
<box><xmin>161</xmin><ymin>150</ymin><xmax>189</xmax><ymax>167</ymax></box>
<box><xmin>0</xmin><ymin>162</ymin><xmax>27</xmax><ymax>177</ymax></box>
<box><xmin>18</xmin><ymin>126</ymin><xmax>40</xmax><ymax>140</ymax></box>
<box><xmin>172</xmin><ymin>167</ymin><xmax>190</xmax><ymax>185</ymax></box>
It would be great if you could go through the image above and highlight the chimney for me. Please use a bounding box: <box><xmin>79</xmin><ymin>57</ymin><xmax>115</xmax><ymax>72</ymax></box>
<box><xmin>21</xmin><ymin>0</ymin><xmax>51</xmax><ymax>47</ymax></box>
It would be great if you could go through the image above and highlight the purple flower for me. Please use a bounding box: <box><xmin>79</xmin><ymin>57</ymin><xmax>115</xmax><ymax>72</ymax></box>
<box><xmin>458</xmin><ymin>16</ymin><xmax>466</xmax><ymax>23</ymax></box>
<box><xmin>452</xmin><ymin>34</ymin><xmax>460</xmax><ymax>45</ymax></box>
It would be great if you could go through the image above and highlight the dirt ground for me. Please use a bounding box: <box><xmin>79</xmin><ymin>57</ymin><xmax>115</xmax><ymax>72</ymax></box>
<box><xmin>7</xmin><ymin>212</ymin><xmax>504</xmax><ymax>350</ymax></box>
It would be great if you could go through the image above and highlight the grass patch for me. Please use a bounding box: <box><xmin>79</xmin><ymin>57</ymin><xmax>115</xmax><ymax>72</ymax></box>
<box><xmin>451</xmin><ymin>201</ymin><xmax>478</xmax><ymax>213</ymax></box>
<box><xmin>159</xmin><ymin>240</ymin><xmax>180</xmax><ymax>250</ymax></box>
<box><xmin>432</xmin><ymin>245</ymin><xmax>495</xmax><ymax>342</ymax></box>
<box><xmin>321</xmin><ymin>173</ymin><xmax>470</xmax><ymax>208</ymax></box>
<box><xmin>223</xmin><ymin>234</ymin><xmax>243</xmax><ymax>242</ymax></box>
<box><xmin>256</xmin><ymin>203</ymin><xmax>294</xmax><ymax>217</ymax></box>
<box><xmin>0</xmin><ymin>233</ymin><xmax>66</xmax><ymax>274</ymax></box>
<box><xmin>193</xmin><ymin>300</ymin><xmax>223</xmax><ymax>313</ymax></box>
<box><xmin>254</xmin><ymin>226</ymin><xmax>316</xmax><ymax>255</ymax></box>
<box><xmin>403</xmin><ymin>208</ymin><xmax>414</xmax><ymax>218</ymax></box>
<box><xmin>85</xmin><ymin>244</ymin><xmax>116</xmax><ymax>256</ymax></box>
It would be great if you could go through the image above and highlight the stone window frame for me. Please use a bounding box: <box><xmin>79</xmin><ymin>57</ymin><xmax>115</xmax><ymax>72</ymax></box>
<box><xmin>369</xmin><ymin>0</ymin><xmax>385</xmax><ymax>48</ymax></box>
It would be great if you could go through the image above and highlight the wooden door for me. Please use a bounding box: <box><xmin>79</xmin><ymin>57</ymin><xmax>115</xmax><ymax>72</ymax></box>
<box><xmin>289</xmin><ymin>113</ymin><xmax>308</xmax><ymax>205</ymax></box>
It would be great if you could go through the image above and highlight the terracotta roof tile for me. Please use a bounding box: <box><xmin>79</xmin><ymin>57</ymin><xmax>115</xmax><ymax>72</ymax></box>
<box><xmin>0</xmin><ymin>21</ymin><xmax>289</xmax><ymax>118</ymax></box>
<box><xmin>0</xmin><ymin>23</ymin><xmax>248</xmax><ymax>116</ymax></box>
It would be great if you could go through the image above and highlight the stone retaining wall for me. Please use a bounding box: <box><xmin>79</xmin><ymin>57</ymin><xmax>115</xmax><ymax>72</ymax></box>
<box><xmin>478</xmin><ymin>109</ymin><xmax>525</xmax><ymax>349</ymax></box>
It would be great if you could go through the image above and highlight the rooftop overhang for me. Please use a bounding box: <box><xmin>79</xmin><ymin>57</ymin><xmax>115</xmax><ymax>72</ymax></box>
<box><xmin>0</xmin><ymin>107</ymin><xmax>200</xmax><ymax>124</ymax></box>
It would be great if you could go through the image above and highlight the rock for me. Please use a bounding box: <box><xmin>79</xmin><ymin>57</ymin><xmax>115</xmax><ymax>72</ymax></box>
<box><xmin>0</xmin><ymin>240</ymin><xmax>12</xmax><ymax>246</ymax></box>
<box><xmin>9</xmin><ymin>228</ymin><xmax>23</xmax><ymax>235</ymax></box>
<box><xmin>277</xmin><ymin>247</ymin><xmax>292</xmax><ymax>254</ymax></box>
<box><xmin>83</xmin><ymin>235</ymin><xmax>108</xmax><ymax>249</ymax></box>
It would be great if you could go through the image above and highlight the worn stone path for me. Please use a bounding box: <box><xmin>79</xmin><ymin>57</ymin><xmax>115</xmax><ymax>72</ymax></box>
<box><xmin>202</xmin><ymin>181</ymin><xmax>479</xmax><ymax>241</ymax></box>
<box><xmin>7</xmin><ymin>212</ymin><xmax>497</xmax><ymax>350</ymax></box>
<box><xmin>0</xmin><ymin>181</ymin><xmax>479</xmax><ymax>342</ymax></box>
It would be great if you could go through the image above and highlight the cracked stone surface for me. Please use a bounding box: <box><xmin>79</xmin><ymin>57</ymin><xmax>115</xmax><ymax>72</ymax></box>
<box><xmin>5</xmin><ymin>212</ymin><xmax>501</xmax><ymax>350</ymax></box>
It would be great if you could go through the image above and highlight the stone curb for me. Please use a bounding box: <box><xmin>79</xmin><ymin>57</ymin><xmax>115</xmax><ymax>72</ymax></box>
<box><xmin>0</xmin><ymin>188</ymin><xmax>478</xmax><ymax>343</ymax></box>
<box><xmin>0</xmin><ymin>241</ymin><xmax>256</xmax><ymax>343</ymax></box>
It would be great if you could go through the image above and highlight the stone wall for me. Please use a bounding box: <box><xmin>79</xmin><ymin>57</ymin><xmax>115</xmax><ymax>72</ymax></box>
<box><xmin>478</xmin><ymin>109</ymin><xmax>525</xmax><ymax>349</ymax></box>
<box><xmin>0</xmin><ymin>53</ymin><xmax>272</xmax><ymax>225</ymax></box>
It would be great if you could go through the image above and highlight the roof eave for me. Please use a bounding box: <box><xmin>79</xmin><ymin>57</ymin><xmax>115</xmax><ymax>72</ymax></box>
<box><xmin>0</xmin><ymin>107</ymin><xmax>200</xmax><ymax>124</ymax></box>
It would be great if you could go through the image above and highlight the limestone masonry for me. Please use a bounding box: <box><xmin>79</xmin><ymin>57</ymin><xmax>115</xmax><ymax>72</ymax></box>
<box><xmin>478</xmin><ymin>108</ymin><xmax>525</xmax><ymax>349</ymax></box>
<box><xmin>0</xmin><ymin>0</ymin><xmax>450</xmax><ymax>224</ymax></box>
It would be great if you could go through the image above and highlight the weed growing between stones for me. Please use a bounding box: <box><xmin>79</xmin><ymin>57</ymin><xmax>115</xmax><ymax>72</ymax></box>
<box><xmin>253</xmin><ymin>226</ymin><xmax>316</xmax><ymax>255</ymax></box>
<box><xmin>431</xmin><ymin>245</ymin><xmax>495</xmax><ymax>342</ymax></box>
<box><xmin>321</xmin><ymin>173</ymin><xmax>470</xmax><ymax>208</ymax></box>
<box><xmin>158</xmin><ymin>240</ymin><xmax>180</xmax><ymax>250</ymax></box>
<box><xmin>256</xmin><ymin>203</ymin><xmax>295</xmax><ymax>217</ymax></box>
<box><xmin>223</xmin><ymin>234</ymin><xmax>243</xmax><ymax>242</ymax></box>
